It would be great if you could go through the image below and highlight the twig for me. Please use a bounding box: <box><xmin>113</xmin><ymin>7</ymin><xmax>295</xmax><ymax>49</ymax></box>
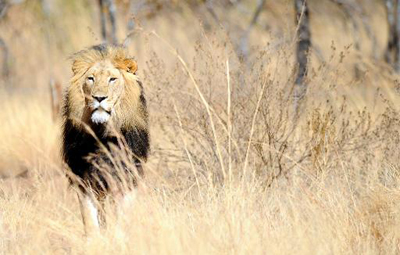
<box><xmin>151</xmin><ymin>31</ymin><xmax>227</xmax><ymax>183</ymax></box>
<box><xmin>173</xmin><ymin>103</ymin><xmax>203</xmax><ymax>198</ymax></box>
<box><xmin>242</xmin><ymin>78</ymin><xmax>268</xmax><ymax>180</ymax></box>
<box><xmin>226</xmin><ymin>59</ymin><xmax>232</xmax><ymax>184</ymax></box>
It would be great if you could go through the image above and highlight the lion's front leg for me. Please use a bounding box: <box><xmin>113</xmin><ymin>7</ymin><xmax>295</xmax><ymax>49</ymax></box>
<box><xmin>77</xmin><ymin>192</ymin><xmax>102</xmax><ymax>236</ymax></box>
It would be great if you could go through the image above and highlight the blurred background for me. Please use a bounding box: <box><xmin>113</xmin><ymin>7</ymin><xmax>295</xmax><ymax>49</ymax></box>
<box><xmin>0</xmin><ymin>0</ymin><xmax>396</xmax><ymax>89</ymax></box>
<box><xmin>0</xmin><ymin>0</ymin><xmax>398</xmax><ymax>179</ymax></box>
<box><xmin>0</xmin><ymin>0</ymin><xmax>399</xmax><ymax>180</ymax></box>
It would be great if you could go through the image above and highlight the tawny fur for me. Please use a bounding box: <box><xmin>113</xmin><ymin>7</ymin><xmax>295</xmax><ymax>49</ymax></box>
<box><xmin>66</xmin><ymin>45</ymin><xmax>147</xmax><ymax>131</ymax></box>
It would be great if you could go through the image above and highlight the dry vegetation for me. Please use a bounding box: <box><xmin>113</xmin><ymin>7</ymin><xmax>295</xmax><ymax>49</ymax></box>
<box><xmin>0</xmin><ymin>0</ymin><xmax>400</xmax><ymax>254</ymax></box>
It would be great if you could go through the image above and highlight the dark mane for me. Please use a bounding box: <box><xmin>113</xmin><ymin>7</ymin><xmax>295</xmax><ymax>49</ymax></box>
<box><xmin>62</xmin><ymin>115</ymin><xmax>149</xmax><ymax>194</ymax></box>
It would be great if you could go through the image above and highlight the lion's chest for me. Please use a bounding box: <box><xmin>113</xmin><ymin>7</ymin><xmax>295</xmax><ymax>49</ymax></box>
<box><xmin>62</xmin><ymin>120</ymin><xmax>118</xmax><ymax>178</ymax></box>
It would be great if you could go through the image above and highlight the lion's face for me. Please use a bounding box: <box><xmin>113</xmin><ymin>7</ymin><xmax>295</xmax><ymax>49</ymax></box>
<box><xmin>83</xmin><ymin>60</ymin><xmax>124</xmax><ymax>124</ymax></box>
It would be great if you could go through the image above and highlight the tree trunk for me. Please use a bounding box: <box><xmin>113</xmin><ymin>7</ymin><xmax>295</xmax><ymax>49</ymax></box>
<box><xmin>98</xmin><ymin>0</ymin><xmax>107</xmax><ymax>42</ymax></box>
<box><xmin>98</xmin><ymin>0</ymin><xmax>117</xmax><ymax>44</ymax></box>
<box><xmin>0</xmin><ymin>1</ymin><xmax>9</xmax><ymax>80</ymax></box>
<box><xmin>106</xmin><ymin>0</ymin><xmax>117</xmax><ymax>44</ymax></box>
<box><xmin>385</xmin><ymin>0</ymin><xmax>400</xmax><ymax>72</ymax></box>
<box><xmin>0</xmin><ymin>37</ymin><xmax>9</xmax><ymax>79</ymax></box>
<box><xmin>294</xmin><ymin>0</ymin><xmax>311</xmax><ymax>113</ymax></box>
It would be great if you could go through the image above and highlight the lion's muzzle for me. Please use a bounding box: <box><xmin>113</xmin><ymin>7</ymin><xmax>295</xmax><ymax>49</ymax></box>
<box><xmin>90</xmin><ymin>96</ymin><xmax>112</xmax><ymax>124</ymax></box>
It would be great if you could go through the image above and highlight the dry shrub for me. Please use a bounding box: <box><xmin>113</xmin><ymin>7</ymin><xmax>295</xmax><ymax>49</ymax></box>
<box><xmin>143</xmin><ymin>27</ymin><xmax>400</xmax><ymax>190</ymax></box>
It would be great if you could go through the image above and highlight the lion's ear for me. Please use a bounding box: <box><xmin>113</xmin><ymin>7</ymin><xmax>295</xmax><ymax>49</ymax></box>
<box><xmin>71</xmin><ymin>60</ymin><xmax>87</xmax><ymax>75</ymax></box>
<box><xmin>71</xmin><ymin>60</ymin><xmax>79</xmax><ymax>74</ymax></box>
<box><xmin>123</xmin><ymin>58</ymin><xmax>138</xmax><ymax>74</ymax></box>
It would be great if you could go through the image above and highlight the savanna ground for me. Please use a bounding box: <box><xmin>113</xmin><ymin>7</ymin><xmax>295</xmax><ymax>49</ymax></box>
<box><xmin>0</xmin><ymin>0</ymin><xmax>400</xmax><ymax>254</ymax></box>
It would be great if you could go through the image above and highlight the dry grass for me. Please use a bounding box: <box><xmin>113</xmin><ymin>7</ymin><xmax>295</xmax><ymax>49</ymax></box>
<box><xmin>0</xmin><ymin>0</ymin><xmax>400</xmax><ymax>254</ymax></box>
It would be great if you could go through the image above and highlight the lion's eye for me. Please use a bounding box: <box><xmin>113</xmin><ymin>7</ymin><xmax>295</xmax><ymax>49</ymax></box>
<box><xmin>87</xmin><ymin>76</ymin><xmax>95</xmax><ymax>83</ymax></box>
<box><xmin>109</xmin><ymin>77</ymin><xmax>117</xmax><ymax>83</ymax></box>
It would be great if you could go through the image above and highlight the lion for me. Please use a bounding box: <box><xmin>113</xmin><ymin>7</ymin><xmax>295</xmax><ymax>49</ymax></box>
<box><xmin>62</xmin><ymin>44</ymin><xmax>149</xmax><ymax>234</ymax></box>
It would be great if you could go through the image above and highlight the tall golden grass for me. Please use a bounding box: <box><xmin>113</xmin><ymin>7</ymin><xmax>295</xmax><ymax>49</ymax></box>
<box><xmin>0</xmin><ymin>0</ymin><xmax>399</xmax><ymax>254</ymax></box>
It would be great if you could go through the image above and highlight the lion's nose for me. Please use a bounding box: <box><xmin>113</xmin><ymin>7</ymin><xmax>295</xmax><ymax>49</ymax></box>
<box><xmin>93</xmin><ymin>96</ymin><xmax>107</xmax><ymax>102</ymax></box>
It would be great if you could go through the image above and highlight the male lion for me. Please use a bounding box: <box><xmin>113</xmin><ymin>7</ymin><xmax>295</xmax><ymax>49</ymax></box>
<box><xmin>62</xmin><ymin>44</ymin><xmax>149</xmax><ymax>234</ymax></box>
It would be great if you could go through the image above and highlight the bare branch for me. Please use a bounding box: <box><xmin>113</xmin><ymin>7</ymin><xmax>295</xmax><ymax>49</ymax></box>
<box><xmin>205</xmin><ymin>0</ymin><xmax>221</xmax><ymax>25</ymax></box>
<box><xmin>333</xmin><ymin>0</ymin><xmax>378</xmax><ymax>77</ymax></box>
<box><xmin>239</xmin><ymin>0</ymin><xmax>266</xmax><ymax>58</ymax></box>
<box><xmin>127</xmin><ymin>0</ymin><xmax>146</xmax><ymax>31</ymax></box>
